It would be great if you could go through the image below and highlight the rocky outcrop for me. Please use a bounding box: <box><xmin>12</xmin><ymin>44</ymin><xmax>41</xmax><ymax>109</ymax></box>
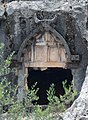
<box><xmin>62</xmin><ymin>66</ymin><xmax>88</xmax><ymax>120</ymax></box>
<box><xmin>0</xmin><ymin>0</ymin><xmax>87</xmax><ymax>39</ymax></box>
<box><xmin>0</xmin><ymin>1</ymin><xmax>88</xmax><ymax>119</ymax></box>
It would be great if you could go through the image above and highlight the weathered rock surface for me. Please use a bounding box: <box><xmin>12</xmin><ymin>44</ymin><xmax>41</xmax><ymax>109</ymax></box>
<box><xmin>62</xmin><ymin>66</ymin><xmax>88</xmax><ymax>120</ymax></box>
<box><xmin>0</xmin><ymin>1</ymin><xmax>88</xmax><ymax>119</ymax></box>
<box><xmin>0</xmin><ymin>0</ymin><xmax>87</xmax><ymax>39</ymax></box>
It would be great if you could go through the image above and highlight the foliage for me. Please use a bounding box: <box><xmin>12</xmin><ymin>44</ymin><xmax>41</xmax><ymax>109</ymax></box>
<box><xmin>0</xmin><ymin>43</ymin><xmax>15</xmax><ymax>77</ymax></box>
<box><xmin>33</xmin><ymin>105</ymin><xmax>51</xmax><ymax>120</ymax></box>
<box><xmin>47</xmin><ymin>80</ymin><xmax>78</xmax><ymax>112</ymax></box>
<box><xmin>0</xmin><ymin>42</ymin><xmax>78</xmax><ymax>119</ymax></box>
<box><xmin>60</xmin><ymin>80</ymin><xmax>78</xmax><ymax>108</ymax></box>
<box><xmin>24</xmin><ymin>82</ymin><xmax>39</xmax><ymax>107</ymax></box>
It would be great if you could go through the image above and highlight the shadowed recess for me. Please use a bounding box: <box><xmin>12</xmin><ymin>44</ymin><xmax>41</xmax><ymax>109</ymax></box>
<box><xmin>27</xmin><ymin>68</ymin><xmax>73</xmax><ymax>105</ymax></box>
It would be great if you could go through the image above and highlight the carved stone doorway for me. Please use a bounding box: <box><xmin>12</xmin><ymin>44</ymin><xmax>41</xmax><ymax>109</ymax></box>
<box><xmin>27</xmin><ymin>67</ymin><xmax>73</xmax><ymax>105</ymax></box>
<box><xmin>17</xmin><ymin>31</ymin><xmax>71</xmax><ymax>101</ymax></box>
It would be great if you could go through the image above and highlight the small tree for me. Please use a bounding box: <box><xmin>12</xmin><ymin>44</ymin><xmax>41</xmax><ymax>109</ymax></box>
<box><xmin>47</xmin><ymin>81</ymin><xmax>78</xmax><ymax>112</ymax></box>
<box><xmin>0</xmin><ymin>43</ymin><xmax>40</xmax><ymax>119</ymax></box>
<box><xmin>0</xmin><ymin>43</ymin><xmax>17</xmax><ymax>118</ymax></box>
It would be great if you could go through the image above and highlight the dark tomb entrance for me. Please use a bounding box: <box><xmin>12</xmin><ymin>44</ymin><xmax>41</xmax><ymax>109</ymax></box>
<box><xmin>27</xmin><ymin>68</ymin><xmax>73</xmax><ymax>105</ymax></box>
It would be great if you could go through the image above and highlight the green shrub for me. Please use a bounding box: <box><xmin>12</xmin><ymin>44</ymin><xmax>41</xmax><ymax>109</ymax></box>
<box><xmin>47</xmin><ymin>80</ymin><xmax>78</xmax><ymax>112</ymax></box>
<box><xmin>0</xmin><ymin>42</ymin><xmax>78</xmax><ymax>120</ymax></box>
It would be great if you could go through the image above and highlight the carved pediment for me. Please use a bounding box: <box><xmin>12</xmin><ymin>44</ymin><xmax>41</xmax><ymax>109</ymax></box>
<box><xmin>24</xmin><ymin>32</ymin><xmax>68</xmax><ymax>68</ymax></box>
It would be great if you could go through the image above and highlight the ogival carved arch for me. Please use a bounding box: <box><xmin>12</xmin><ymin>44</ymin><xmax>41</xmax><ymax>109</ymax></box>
<box><xmin>17</xmin><ymin>25</ymin><xmax>71</xmax><ymax>63</ymax></box>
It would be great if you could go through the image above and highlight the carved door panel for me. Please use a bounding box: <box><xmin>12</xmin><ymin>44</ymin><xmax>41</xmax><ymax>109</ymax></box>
<box><xmin>35</xmin><ymin>46</ymin><xmax>47</xmax><ymax>62</ymax></box>
<box><xmin>60</xmin><ymin>46</ymin><xmax>67</xmax><ymax>62</ymax></box>
<box><xmin>48</xmin><ymin>47</ymin><xmax>59</xmax><ymax>62</ymax></box>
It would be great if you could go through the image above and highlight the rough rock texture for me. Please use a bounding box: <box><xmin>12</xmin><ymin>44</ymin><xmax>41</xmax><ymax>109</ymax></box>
<box><xmin>0</xmin><ymin>0</ymin><xmax>88</xmax><ymax>119</ymax></box>
<box><xmin>0</xmin><ymin>0</ymin><xmax>87</xmax><ymax>91</ymax></box>
<box><xmin>0</xmin><ymin>0</ymin><xmax>87</xmax><ymax>39</ymax></box>
<box><xmin>0</xmin><ymin>0</ymin><xmax>87</xmax><ymax>61</ymax></box>
<box><xmin>62</xmin><ymin>66</ymin><xmax>88</xmax><ymax>120</ymax></box>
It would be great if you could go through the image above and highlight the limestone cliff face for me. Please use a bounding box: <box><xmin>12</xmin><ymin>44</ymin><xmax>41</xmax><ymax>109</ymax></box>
<box><xmin>0</xmin><ymin>1</ymin><xmax>88</xmax><ymax>119</ymax></box>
